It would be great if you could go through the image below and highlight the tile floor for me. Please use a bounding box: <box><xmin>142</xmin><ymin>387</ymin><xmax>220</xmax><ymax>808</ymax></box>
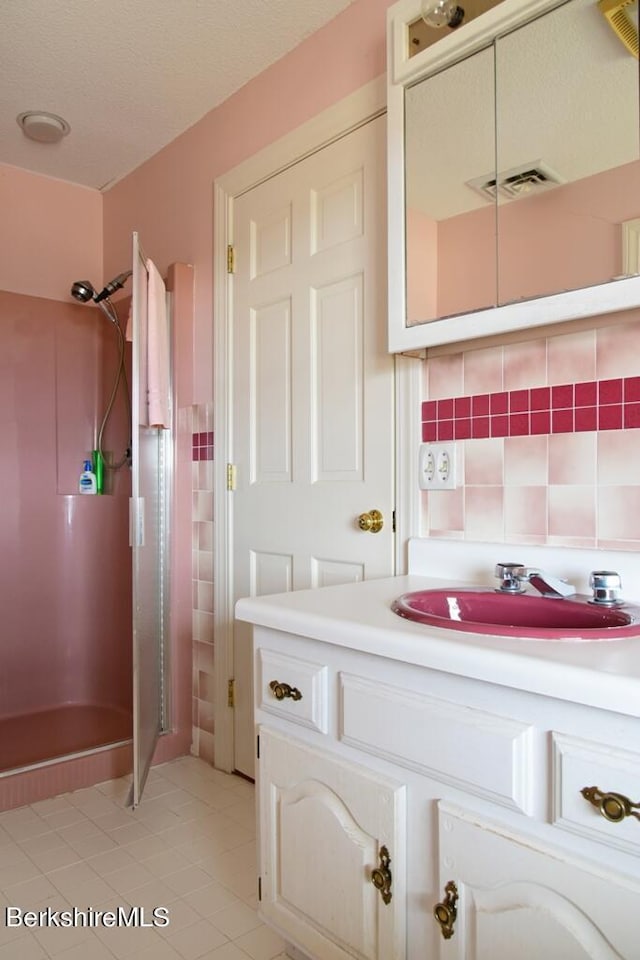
<box><xmin>0</xmin><ymin>757</ymin><xmax>287</xmax><ymax>960</ymax></box>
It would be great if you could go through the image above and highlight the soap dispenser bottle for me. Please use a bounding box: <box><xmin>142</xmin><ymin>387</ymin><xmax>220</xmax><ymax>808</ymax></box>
<box><xmin>79</xmin><ymin>459</ymin><xmax>97</xmax><ymax>494</ymax></box>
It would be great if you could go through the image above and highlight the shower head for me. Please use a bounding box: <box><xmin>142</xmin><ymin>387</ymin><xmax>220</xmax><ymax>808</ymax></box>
<box><xmin>71</xmin><ymin>279</ymin><xmax>97</xmax><ymax>303</ymax></box>
<box><xmin>94</xmin><ymin>270</ymin><xmax>133</xmax><ymax>303</ymax></box>
<box><xmin>70</xmin><ymin>270</ymin><xmax>132</xmax><ymax>306</ymax></box>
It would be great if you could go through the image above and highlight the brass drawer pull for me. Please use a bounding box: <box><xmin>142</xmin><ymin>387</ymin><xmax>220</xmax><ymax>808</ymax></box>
<box><xmin>434</xmin><ymin>881</ymin><xmax>458</xmax><ymax>939</ymax></box>
<box><xmin>371</xmin><ymin>845</ymin><xmax>392</xmax><ymax>904</ymax></box>
<box><xmin>581</xmin><ymin>785</ymin><xmax>640</xmax><ymax>824</ymax></box>
<box><xmin>269</xmin><ymin>680</ymin><xmax>302</xmax><ymax>702</ymax></box>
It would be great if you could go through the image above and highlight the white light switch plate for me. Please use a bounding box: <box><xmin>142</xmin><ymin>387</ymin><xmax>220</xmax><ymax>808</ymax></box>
<box><xmin>419</xmin><ymin>442</ymin><xmax>457</xmax><ymax>490</ymax></box>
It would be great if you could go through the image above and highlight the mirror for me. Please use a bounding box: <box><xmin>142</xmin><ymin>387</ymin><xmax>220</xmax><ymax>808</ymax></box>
<box><xmin>389</xmin><ymin>0</ymin><xmax>640</xmax><ymax>351</ymax></box>
<box><xmin>495</xmin><ymin>0</ymin><xmax>640</xmax><ymax>305</ymax></box>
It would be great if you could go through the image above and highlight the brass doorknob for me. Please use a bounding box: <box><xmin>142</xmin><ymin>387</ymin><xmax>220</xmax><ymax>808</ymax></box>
<box><xmin>358</xmin><ymin>509</ymin><xmax>384</xmax><ymax>533</ymax></box>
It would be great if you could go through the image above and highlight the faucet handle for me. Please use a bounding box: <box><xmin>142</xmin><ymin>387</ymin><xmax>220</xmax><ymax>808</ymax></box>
<box><xmin>589</xmin><ymin>571</ymin><xmax>622</xmax><ymax>605</ymax></box>
<box><xmin>495</xmin><ymin>562</ymin><xmax>525</xmax><ymax>593</ymax></box>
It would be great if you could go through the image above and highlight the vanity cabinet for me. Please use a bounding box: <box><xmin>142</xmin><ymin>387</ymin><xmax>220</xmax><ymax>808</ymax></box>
<box><xmin>436</xmin><ymin>804</ymin><xmax>638</xmax><ymax>959</ymax></box>
<box><xmin>251</xmin><ymin>625</ymin><xmax>640</xmax><ymax>959</ymax></box>
<box><xmin>258</xmin><ymin>728</ymin><xmax>406</xmax><ymax>960</ymax></box>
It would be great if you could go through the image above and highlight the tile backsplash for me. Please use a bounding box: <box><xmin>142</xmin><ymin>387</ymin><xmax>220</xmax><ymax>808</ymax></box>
<box><xmin>421</xmin><ymin>316</ymin><xmax>640</xmax><ymax>549</ymax></box>
<box><xmin>191</xmin><ymin>403</ymin><xmax>214</xmax><ymax>763</ymax></box>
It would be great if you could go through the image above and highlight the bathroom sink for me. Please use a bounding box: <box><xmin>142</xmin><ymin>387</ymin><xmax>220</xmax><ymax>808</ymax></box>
<box><xmin>391</xmin><ymin>589</ymin><xmax>640</xmax><ymax>640</ymax></box>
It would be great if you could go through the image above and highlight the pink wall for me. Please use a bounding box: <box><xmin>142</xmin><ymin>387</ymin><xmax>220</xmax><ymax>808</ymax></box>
<box><xmin>0</xmin><ymin>163</ymin><xmax>103</xmax><ymax>301</ymax></box>
<box><xmin>103</xmin><ymin>0</ymin><xmax>394</xmax><ymax>403</ymax></box>
<box><xmin>0</xmin><ymin>291</ymin><xmax>132</xmax><ymax>718</ymax></box>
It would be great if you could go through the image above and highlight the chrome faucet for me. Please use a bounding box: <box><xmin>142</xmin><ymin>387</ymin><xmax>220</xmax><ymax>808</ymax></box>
<box><xmin>495</xmin><ymin>562</ymin><xmax>576</xmax><ymax>598</ymax></box>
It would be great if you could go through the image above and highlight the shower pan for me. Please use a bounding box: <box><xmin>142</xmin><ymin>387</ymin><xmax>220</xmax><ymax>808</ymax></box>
<box><xmin>0</xmin><ymin>234</ymin><xmax>171</xmax><ymax>809</ymax></box>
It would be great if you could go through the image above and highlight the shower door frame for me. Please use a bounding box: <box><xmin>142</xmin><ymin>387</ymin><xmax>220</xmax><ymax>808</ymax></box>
<box><xmin>129</xmin><ymin>231</ymin><xmax>172</xmax><ymax>807</ymax></box>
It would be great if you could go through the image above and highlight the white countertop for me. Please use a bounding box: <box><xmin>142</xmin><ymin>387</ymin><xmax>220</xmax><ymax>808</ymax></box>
<box><xmin>235</xmin><ymin>574</ymin><xmax>640</xmax><ymax>718</ymax></box>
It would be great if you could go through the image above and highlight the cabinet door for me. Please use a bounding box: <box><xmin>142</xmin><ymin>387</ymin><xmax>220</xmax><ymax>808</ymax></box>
<box><xmin>258</xmin><ymin>726</ymin><xmax>406</xmax><ymax>960</ymax></box>
<box><xmin>435</xmin><ymin>803</ymin><xmax>639</xmax><ymax>959</ymax></box>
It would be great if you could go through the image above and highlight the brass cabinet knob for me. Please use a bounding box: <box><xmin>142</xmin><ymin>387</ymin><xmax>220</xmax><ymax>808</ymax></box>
<box><xmin>581</xmin><ymin>785</ymin><xmax>640</xmax><ymax>823</ymax></box>
<box><xmin>370</xmin><ymin>845</ymin><xmax>392</xmax><ymax>905</ymax></box>
<box><xmin>434</xmin><ymin>881</ymin><xmax>458</xmax><ymax>939</ymax></box>
<box><xmin>269</xmin><ymin>680</ymin><xmax>302</xmax><ymax>702</ymax></box>
<box><xmin>358</xmin><ymin>509</ymin><xmax>384</xmax><ymax>533</ymax></box>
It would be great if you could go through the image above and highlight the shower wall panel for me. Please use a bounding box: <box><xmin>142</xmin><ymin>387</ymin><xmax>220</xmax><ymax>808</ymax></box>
<box><xmin>0</xmin><ymin>290</ymin><xmax>132</xmax><ymax>721</ymax></box>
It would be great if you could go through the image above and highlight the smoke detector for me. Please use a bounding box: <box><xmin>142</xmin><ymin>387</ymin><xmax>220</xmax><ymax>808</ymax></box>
<box><xmin>466</xmin><ymin>160</ymin><xmax>565</xmax><ymax>203</ymax></box>
<box><xmin>17</xmin><ymin>111</ymin><xmax>70</xmax><ymax>144</ymax></box>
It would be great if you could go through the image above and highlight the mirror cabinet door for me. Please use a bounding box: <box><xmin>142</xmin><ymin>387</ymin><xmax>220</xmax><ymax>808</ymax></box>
<box><xmin>495</xmin><ymin>0</ymin><xmax>640</xmax><ymax>307</ymax></box>
<box><xmin>404</xmin><ymin>45</ymin><xmax>497</xmax><ymax>327</ymax></box>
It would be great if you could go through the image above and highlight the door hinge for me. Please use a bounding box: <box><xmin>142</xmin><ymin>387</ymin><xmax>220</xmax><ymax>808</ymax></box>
<box><xmin>258</xmin><ymin>876</ymin><xmax>262</xmax><ymax>901</ymax></box>
<box><xmin>227</xmin><ymin>244</ymin><xmax>235</xmax><ymax>274</ymax></box>
<box><xmin>227</xmin><ymin>678</ymin><xmax>235</xmax><ymax>709</ymax></box>
<box><xmin>226</xmin><ymin>463</ymin><xmax>237</xmax><ymax>491</ymax></box>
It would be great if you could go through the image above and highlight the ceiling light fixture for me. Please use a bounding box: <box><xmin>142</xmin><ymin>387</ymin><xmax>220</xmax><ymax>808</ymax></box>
<box><xmin>421</xmin><ymin>0</ymin><xmax>465</xmax><ymax>29</ymax></box>
<box><xmin>17</xmin><ymin>111</ymin><xmax>70</xmax><ymax>144</ymax></box>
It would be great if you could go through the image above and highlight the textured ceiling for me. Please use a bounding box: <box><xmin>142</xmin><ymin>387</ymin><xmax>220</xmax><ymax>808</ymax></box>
<box><xmin>0</xmin><ymin>0</ymin><xmax>356</xmax><ymax>190</ymax></box>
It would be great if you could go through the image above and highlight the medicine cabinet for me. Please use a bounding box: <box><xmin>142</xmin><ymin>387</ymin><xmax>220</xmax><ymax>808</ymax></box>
<box><xmin>387</xmin><ymin>0</ymin><xmax>640</xmax><ymax>352</ymax></box>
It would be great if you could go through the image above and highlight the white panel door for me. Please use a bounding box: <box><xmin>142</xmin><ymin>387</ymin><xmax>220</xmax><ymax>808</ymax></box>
<box><xmin>232</xmin><ymin>117</ymin><xmax>394</xmax><ymax>776</ymax></box>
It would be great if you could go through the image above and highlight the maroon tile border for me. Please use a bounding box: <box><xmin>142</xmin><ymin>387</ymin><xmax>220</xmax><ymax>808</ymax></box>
<box><xmin>422</xmin><ymin>377</ymin><xmax>640</xmax><ymax>442</ymax></box>
<box><xmin>192</xmin><ymin>431</ymin><xmax>214</xmax><ymax>461</ymax></box>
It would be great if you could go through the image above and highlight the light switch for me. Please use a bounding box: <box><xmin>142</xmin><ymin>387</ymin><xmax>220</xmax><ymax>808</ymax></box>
<box><xmin>418</xmin><ymin>443</ymin><xmax>457</xmax><ymax>490</ymax></box>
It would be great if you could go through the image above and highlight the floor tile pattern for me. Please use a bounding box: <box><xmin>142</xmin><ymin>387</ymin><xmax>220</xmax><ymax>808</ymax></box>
<box><xmin>0</xmin><ymin>758</ymin><xmax>287</xmax><ymax>960</ymax></box>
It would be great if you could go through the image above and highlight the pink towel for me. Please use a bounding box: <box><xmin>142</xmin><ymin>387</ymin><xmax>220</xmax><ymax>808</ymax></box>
<box><xmin>146</xmin><ymin>258</ymin><xmax>171</xmax><ymax>429</ymax></box>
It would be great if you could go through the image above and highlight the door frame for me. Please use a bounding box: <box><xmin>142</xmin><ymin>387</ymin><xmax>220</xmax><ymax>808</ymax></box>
<box><xmin>212</xmin><ymin>76</ymin><xmax>421</xmax><ymax>773</ymax></box>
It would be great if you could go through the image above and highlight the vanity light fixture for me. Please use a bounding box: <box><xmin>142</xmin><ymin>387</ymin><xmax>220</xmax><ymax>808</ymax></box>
<box><xmin>421</xmin><ymin>0</ymin><xmax>465</xmax><ymax>29</ymax></box>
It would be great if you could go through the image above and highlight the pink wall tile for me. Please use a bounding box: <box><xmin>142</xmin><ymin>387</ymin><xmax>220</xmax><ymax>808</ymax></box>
<box><xmin>426</xmin><ymin>488</ymin><xmax>464</xmax><ymax>533</ymax></box>
<box><xmin>504</xmin><ymin>435</ymin><xmax>548</xmax><ymax>486</ymax></box>
<box><xmin>548</xmin><ymin>485</ymin><xmax>596</xmax><ymax>539</ymax></box>
<box><xmin>548</xmin><ymin>433</ymin><xmax>596</xmax><ymax>485</ymax></box>
<box><xmin>596</xmin><ymin>316</ymin><xmax>640</xmax><ymax>378</ymax></box>
<box><xmin>597</xmin><ymin>432</ymin><xmax>640</xmax><ymax>485</ymax></box>
<box><xmin>427</xmin><ymin>353</ymin><xmax>464</xmax><ymax>399</ymax></box>
<box><xmin>598</xmin><ymin>486</ymin><xmax>640</xmax><ymax>541</ymax></box>
<box><xmin>465</xmin><ymin>437</ymin><xmax>503</xmax><ymax>485</ymax></box>
<box><xmin>464</xmin><ymin>486</ymin><xmax>504</xmax><ymax>541</ymax></box>
<box><xmin>463</xmin><ymin>346</ymin><xmax>503</xmax><ymax>395</ymax></box>
<box><xmin>421</xmin><ymin>318</ymin><xmax>640</xmax><ymax>550</ymax></box>
<box><xmin>504</xmin><ymin>486</ymin><xmax>548</xmax><ymax>539</ymax></box>
<box><xmin>547</xmin><ymin>329</ymin><xmax>596</xmax><ymax>385</ymax></box>
<box><xmin>503</xmin><ymin>339</ymin><xmax>546</xmax><ymax>389</ymax></box>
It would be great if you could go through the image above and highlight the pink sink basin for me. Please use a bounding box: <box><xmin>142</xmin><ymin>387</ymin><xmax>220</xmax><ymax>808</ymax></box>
<box><xmin>391</xmin><ymin>589</ymin><xmax>640</xmax><ymax>640</ymax></box>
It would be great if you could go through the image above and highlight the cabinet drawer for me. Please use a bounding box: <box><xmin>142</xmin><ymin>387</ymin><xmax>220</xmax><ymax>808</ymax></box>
<box><xmin>340</xmin><ymin>673</ymin><xmax>535</xmax><ymax>814</ymax></box>
<box><xmin>553</xmin><ymin>733</ymin><xmax>640</xmax><ymax>856</ymax></box>
<box><xmin>257</xmin><ymin>648</ymin><xmax>328</xmax><ymax>734</ymax></box>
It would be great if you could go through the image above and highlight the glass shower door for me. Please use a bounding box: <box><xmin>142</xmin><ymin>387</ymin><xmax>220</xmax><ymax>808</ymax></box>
<box><xmin>129</xmin><ymin>231</ymin><xmax>171</xmax><ymax>807</ymax></box>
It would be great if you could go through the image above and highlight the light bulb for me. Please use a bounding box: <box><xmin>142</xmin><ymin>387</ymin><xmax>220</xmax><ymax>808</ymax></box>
<box><xmin>421</xmin><ymin>0</ymin><xmax>465</xmax><ymax>29</ymax></box>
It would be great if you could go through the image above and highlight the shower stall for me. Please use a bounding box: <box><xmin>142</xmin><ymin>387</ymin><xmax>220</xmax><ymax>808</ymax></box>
<box><xmin>0</xmin><ymin>234</ymin><xmax>183</xmax><ymax>810</ymax></box>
